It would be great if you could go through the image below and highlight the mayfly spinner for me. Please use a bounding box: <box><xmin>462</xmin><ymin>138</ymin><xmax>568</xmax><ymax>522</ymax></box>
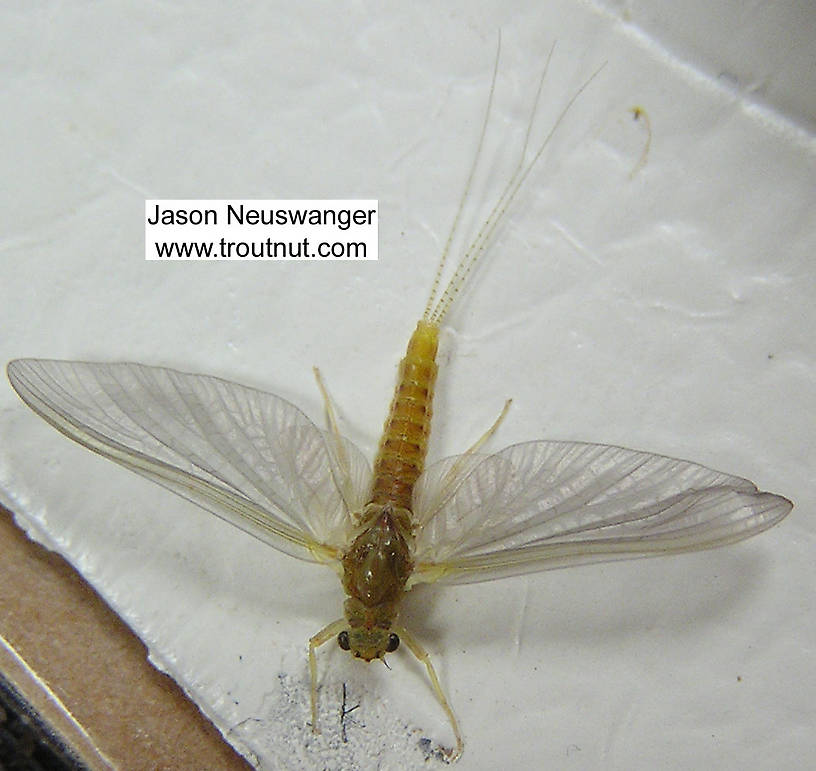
<box><xmin>7</xmin><ymin>43</ymin><xmax>792</xmax><ymax>762</ymax></box>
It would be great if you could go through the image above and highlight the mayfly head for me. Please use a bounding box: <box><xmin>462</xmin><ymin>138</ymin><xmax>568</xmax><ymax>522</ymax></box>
<box><xmin>339</xmin><ymin>597</ymin><xmax>401</xmax><ymax>661</ymax></box>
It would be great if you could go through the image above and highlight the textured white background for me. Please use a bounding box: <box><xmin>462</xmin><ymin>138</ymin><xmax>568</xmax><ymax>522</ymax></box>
<box><xmin>1</xmin><ymin>1</ymin><xmax>814</xmax><ymax>769</ymax></box>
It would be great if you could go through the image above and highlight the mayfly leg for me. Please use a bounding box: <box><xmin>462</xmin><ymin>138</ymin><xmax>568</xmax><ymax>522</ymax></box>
<box><xmin>436</xmin><ymin>398</ymin><xmax>513</xmax><ymax>501</ymax></box>
<box><xmin>396</xmin><ymin>624</ymin><xmax>464</xmax><ymax>762</ymax></box>
<box><xmin>462</xmin><ymin>398</ymin><xmax>512</xmax><ymax>456</ymax></box>
<box><xmin>309</xmin><ymin>618</ymin><xmax>346</xmax><ymax>733</ymax></box>
<box><xmin>313</xmin><ymin>366</ymin><xmax>358</xmax><ymax>516</ymax></box>
<box><xmin>313</xmin><ymin>367</ymin><xmax>343</xmax><ymax>449</ymax></box>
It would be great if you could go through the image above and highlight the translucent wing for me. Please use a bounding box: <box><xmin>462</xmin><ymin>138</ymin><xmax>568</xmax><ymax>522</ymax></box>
<box><xmin>7</xmin><ymin>359</ymin><xmax>372</xmax><ymax>563</ymax></box>
<box><xmin>410</xmin><ymin>440</ymin><xmax>792</xmax><ymax>585</ymax></box>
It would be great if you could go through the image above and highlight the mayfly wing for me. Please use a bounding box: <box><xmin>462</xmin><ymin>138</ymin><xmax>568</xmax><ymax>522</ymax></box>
<box><xmin>7</xmin><ymin>358</ymin><xmax>371</xmax><ymax>563</ymax></box>
<box><xmin>410</xmin><ymin>440</ymin><xmax>792</xmax><ymax>585</ymax></box>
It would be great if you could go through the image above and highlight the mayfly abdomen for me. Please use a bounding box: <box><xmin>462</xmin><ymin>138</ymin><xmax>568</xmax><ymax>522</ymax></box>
<box><xmin>368</xmin><ymin>319</ymin><xmax>439</xmax><ymax>510</ymax></box>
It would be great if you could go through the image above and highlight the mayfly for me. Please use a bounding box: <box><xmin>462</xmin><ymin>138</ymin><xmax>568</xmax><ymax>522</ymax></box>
<box><xmin>7</xmin><ymin>42</ymin><xmax>792</xmax><ymax>762</ymax></box>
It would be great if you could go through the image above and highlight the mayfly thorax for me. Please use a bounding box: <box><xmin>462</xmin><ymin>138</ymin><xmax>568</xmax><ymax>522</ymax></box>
<box><xmin>7</xmin><ymin>38</ymin><xmax>792</xmax><ymax>762</ymax></box>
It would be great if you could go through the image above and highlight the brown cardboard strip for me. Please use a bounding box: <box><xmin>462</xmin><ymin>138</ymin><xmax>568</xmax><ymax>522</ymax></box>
<box><xmin>0</xmin><ymin>504</ymin><xmax>251</xmax><ymax>771</ymax></box>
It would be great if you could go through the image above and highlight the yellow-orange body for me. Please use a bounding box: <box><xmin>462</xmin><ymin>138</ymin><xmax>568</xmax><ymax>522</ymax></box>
<box><xmin>370</xmin><ymin>319</ymin><xmax>439</xmax><ymax>509</ymax></box>
<box><xmin>339</xmin><ymin>320</ymin><xmax>439</xmax><ymax>661</ymax></box>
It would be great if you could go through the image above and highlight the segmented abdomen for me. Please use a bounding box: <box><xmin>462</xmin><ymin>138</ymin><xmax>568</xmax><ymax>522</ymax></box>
<box><xmin>369</xmin><ymin>320</ymin><xmax>439</xmax><ymax>511</ymax></box>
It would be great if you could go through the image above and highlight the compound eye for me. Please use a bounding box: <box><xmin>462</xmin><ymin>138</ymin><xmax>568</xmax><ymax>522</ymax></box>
<box><xmin>386</xmin><ymin>633</ymin><xmax>400</xmax><ymax>653</ymax></box>
<box><xmin>337</xmin><ymin>631</ymin><xmax>350</xmax><ymax>651</ymax></box>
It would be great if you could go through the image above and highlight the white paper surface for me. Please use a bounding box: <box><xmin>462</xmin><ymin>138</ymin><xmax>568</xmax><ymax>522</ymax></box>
<box><xmin>1</xmin><ymin>1</ymin><xmax>814</xmax><ymax>769</ymax></box>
